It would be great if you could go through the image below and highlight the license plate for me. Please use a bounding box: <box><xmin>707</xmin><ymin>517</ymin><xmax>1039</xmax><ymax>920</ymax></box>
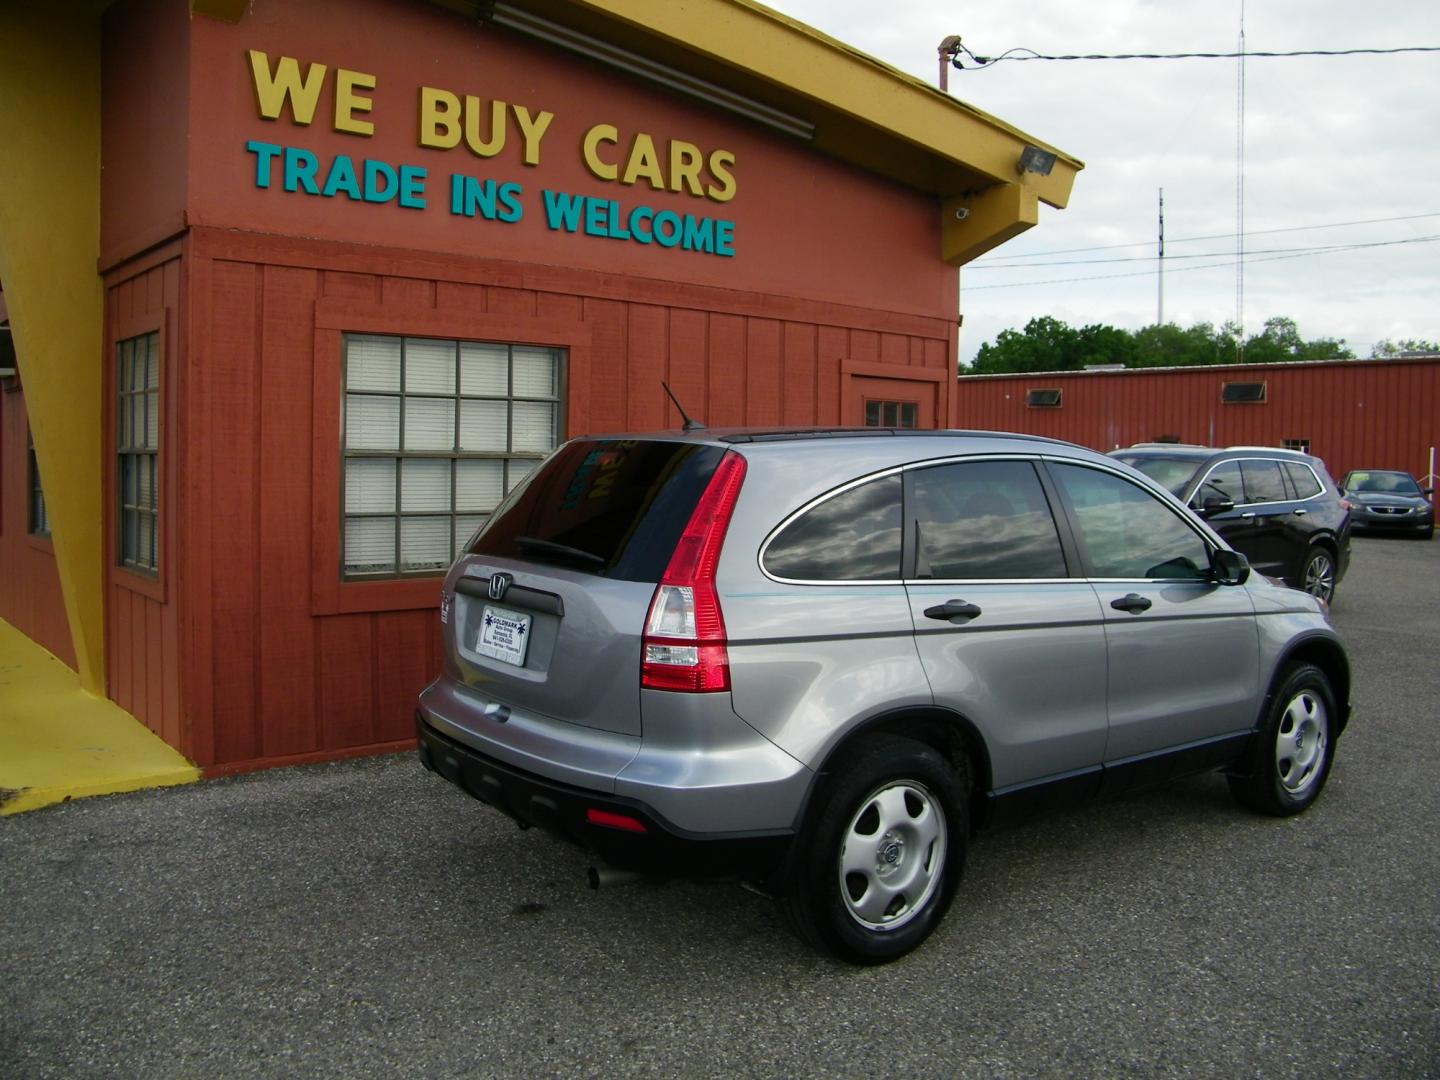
<box><xmin>476</xmin><ymin>605</ymin><xmax>532</xmax><ymax>667</ymax></box>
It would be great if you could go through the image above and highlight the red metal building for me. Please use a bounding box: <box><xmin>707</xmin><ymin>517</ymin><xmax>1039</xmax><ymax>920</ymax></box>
<box><xmin>955</xmin><ymin>357</ymin><xmax>1440</xmax><ymax>484</ymax></box>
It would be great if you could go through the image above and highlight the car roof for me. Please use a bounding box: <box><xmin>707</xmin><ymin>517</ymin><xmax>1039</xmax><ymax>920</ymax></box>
<box><xmin>577</xmin><ymin>426</ymin><xmax>1082</xmax><ymax>450</ymax></box>
<box><xmin>1116</xmin><ymin>443</ymin><xmax>1317</xmax><ymax>462</ymax></box>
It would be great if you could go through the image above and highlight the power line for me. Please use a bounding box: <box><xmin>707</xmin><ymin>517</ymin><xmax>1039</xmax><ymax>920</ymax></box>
<box><xmin>953</xmin><ymin>44</ymin><xmax>1440</xmax><ymax>70</ymax></box>
<box><xmin>961</xmin><ymin>234</ymin><xmax>1440</xmax><ymax>291</ymax></box>
<box><xmin>970</xmin><ymin>234</ymin><xmax>1440</xmax><ymax>269</ymax></box>
<box><xmin>975</xmin><ymin>212</ymin><xmax>1440</xmax><ymax>261</ymax></box>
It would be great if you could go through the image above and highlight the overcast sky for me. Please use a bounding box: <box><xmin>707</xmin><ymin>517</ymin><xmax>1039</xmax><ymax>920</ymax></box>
<box><xmin>768</xmin><ymin>0</ymin><xmax>1440</xmax><ymax>366</ymax></box>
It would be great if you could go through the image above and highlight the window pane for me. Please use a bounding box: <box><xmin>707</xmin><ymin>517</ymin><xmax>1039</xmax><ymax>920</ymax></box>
<box><xmin>401</xmin><ymin>458</ymin><xmax>452</xmax><ymax>512</ymax></box>
<box><xmin>455</xmin><ymin>514</ymin><xmax>487</xmax><ymax>555</ymax></box>
<box><xmin>512</xmin><ymin>401</ymin><xmax>555</xmax><ymax>453</ymax></box>
<box><xmin>765</xmin><ymin>474</ymin><xmax>903</xmax><ymax>581</ymax></box>
<box><xmin>1284</xmin><ymin>462</ymin><xmax>1322</xmax><ymax>499</ymax></box>
<box><xmin>129</xmin><ymin>395</ymin><xmax>144</xmax><ymax>448</ymax></box>
<box><xmin>345</xmin><ymin>394</ymin><xmax>400</xmax><ymax>450</ymax></box>
<box><xmin>144</xmin><ymin>390</ymin><xmax>159</xmax><ymax>449</ymax></box>
<box><xmin>139</xmin><ymin>510</ymin><xmax>155</xmax><ymax>569</ymax></box>
<box><xmin>1051</xmin><ymin>464</ymin><xmax>1209</xmax><ymax>580</ymax></box>
<box><xmin>865</xmin><ymin>401</ymin><xmax>880</xmax><ymax>426</ymax></box>
<box><xmin>512</xmin><ymin>347</ymin><xmax>557</xmax><ymax>398</ymax></box>
<box><xmin>344</xmin><ymin>517</ymin><xmax>396</xmax><ymax>574</ymax></box>
<box><xmin>400</xmin><ymin>516</ymin><xmax>451</xmax><ymax>572</ymax></box>
<box><xmin>137</xmin><ymin>453</ymin><xmax>153</xmax><ymax>510</ymax></box>
<box><xmin>404</xmin><ymin>397</ymin><xmax>456</xmax><ymax>451</ymax></box>
<box><xmin>1241</xmin><ymin>459</ymin><xmax>1288</xmax><ymax>504</ymax></box>
<box><xmin>459</xmin><ymin>398</ymin><xmax>507</xmax><ymax>450</ymax></box>
<box><xmin>405</xmin><ymin>338</ymin><xmax>456</xmax><ymax>395</ymax></box>
<box><xmin>456</xmin><ymin>459</ymin><xmax>504</xmax><ymax>511</ymax></box>
<box><xmin>460</xmin><ymin>342</ymin><xmax>508</xmax><ymax>396</ymax></box>
<box><xmin>1194</xmin><ymin>461</ymin><xmax>1243</xmax><ymax>507</ymax></box>
<box><xmin>345</xmin><ymin>335</ymin><xmax>402</xmax><ymax>392</ymax></box>
<box><xmin>506</xmin><ymin>458</ymin><xmax>537</xmax><ymax>493</ymax></box>
<box><xmin>122</xmin><ymin>508</ymin><xmax>138</xmax><ymax>565</ymax></box>
<box><xmin>145</xmin><ymin>333</ymin><xmax>160</xmax><ymax>390</ymax></box>
<box><xmin>345</xmin><ymin>458</ymin><xmax>396</xmax><ymax>513</ymax></box>
<box><xmin>912</xmin><ymin>461</ymin><xmax>1066</xmax><ymax>579</ymax></box>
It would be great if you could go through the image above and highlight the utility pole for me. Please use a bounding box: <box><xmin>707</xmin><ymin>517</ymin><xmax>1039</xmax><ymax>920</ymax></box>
<box><xmin>1157</xmin><ymin>188</ymin><xmax>1165</xmax><ymax>325</ymax></box>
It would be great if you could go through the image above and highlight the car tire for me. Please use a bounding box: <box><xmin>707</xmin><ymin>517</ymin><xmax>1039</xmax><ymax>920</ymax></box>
<box><xmin>1228</xmin><ymin>663</ymin><xmax>1337</xmax><ymax>817</ymax></box>
<box><xmin>778</xmin><ymin>735</ymin><xmax>966</xmax><ymax>964</ymax></box>
<box><xmin>1419</xmin><ymin>526</ymin><xmax>1434</xmax><ymax>541</ymax></box>
<box><xmin>1296</xmin><ymin>546</ymin><xmax>1337</xmax><ymax>603</ymax></box>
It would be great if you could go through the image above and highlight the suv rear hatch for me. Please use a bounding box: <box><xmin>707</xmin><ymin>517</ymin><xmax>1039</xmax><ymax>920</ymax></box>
<box><xmin>444</xmin><ymin>438</ymin><xmax>728</xmax><ymax>736</ymax></box>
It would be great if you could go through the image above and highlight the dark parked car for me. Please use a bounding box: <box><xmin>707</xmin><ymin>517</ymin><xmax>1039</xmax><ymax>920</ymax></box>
<box><xmin>1339</xmin><ymin>469</ymin><xmax>1434</xmax><ymax>539</ymax></box>
<box><xmin>1109</xmin><ymin>444</ymin><xmax>1352</xmax><ymax>602</ymax></box>
<box><xmin>418</xmin><ymin>428</ymin><xmax>1350</xmax><ymax>963</ymax></box>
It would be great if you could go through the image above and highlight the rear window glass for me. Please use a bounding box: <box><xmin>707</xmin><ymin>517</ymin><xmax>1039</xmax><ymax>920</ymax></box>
<box><xmin>1283</xmin><ymin>462</ymin><xmax>1323</xmax><ymax>499</ymax></box>
<box><xmin>469</xmin><ymin>439</ymin><xmax>725</xmax><ymax>582</ymax></box>
<box><xmin>1112</xmin><ymin>454</ymin><xmax>1202</xmax><ymax>496</ymax></box>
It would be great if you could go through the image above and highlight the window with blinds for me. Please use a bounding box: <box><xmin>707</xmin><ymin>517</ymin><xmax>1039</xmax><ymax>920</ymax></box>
<box><xmin>864</xmin><ymin>400</ymin><xmax>918</xmax><ymax>428</ymax></box>
<box><xmin>117</xmin><ymin>332</ymin><xmax>160</xmax><ymax>573</ymax></box>
<box><xmin>342</xmin><ymin>333</ymin><xmax>563</xmax><ymax>578</ymax></box>
<box><xmin>28</xmin><ymin>428</ymin><xmax>49</xmax><ymax>537</ymax></box>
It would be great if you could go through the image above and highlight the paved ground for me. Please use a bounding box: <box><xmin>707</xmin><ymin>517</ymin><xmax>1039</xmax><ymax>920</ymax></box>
<box><xmin>3</xmin><ymin>536</ymin><xmax>1438</xmax><ymax>1078</ymax></box>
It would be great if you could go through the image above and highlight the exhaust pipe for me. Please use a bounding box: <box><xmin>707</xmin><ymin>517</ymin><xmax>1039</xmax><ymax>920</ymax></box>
<box><xmin>587</xmin><ymin>865</ymin><xmax>644</xmax><ymax>890</ymax></box>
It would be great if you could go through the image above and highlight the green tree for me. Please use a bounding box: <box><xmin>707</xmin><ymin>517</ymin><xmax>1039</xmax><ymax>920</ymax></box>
<box><xmin>1370</xmin><ymin>338</ymin><xmax>1440</xmax><ymax>358</ymax></box>
<box><xmin>970</xmin><ymin>315</ymin><xmax>1082</xmax><ymax>374</ymax></box>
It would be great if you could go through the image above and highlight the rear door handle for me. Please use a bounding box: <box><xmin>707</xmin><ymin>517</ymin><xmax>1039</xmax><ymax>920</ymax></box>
<box><xmin>1292</xmin><ymin>508</ymin><xmax>1307</xmax><ymax>516</ymax></box>
<box><xmin>924</xmin><ymin>600</ymin><xmax>983</xmax><ymax>622</ymax></box>
<box><xmin>1240</xmin><ymin>512</ymin><xmax>1257</xmax><ymax>519</ymax></box>
<box><xmin>1110</xmin><ymin>593</ymin><xmax>1153</xmax><ymax>614</ymax></box>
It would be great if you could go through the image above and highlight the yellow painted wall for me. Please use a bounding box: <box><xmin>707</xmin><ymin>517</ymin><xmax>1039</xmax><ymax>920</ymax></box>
<box><xmin>0</xmin><ymin>2</ymin><xmax>106</xmax><ymax>691</ymax></box>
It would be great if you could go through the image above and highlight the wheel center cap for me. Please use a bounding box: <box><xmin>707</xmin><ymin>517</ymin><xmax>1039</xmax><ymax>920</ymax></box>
<box><xmin>879</xmin><ymin>837</ymin><xmax>903</xmax><ymax>865</ymax></box>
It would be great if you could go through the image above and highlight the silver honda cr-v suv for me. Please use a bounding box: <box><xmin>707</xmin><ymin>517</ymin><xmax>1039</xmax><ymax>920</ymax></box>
<box><xmin>417</xmin><ymin>428</ymin><xmax>1350</xmax><ymax>963</ymax></box>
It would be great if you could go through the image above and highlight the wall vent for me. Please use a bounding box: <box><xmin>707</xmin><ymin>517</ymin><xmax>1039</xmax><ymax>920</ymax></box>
<box><xmin>1026</xmin><ymin>388</ymin><xmax>1062</xmax><ymax>408</ymax></box>
<box><xmin>1221</xmin><ymin>381</ymin><xmax>1267</xmax><ymax>404</ymax></box>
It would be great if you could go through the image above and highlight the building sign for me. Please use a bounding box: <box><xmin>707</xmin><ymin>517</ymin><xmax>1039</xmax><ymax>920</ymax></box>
<box><xmin>243</xmin><ymin>51</ymin><xmax>737</xmax><ymax>258</ymax></box>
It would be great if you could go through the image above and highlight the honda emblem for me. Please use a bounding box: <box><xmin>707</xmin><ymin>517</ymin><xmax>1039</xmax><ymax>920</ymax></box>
<box><xmin>488</xmin><ymin>573</ymin><xmax>511</xmax><ymax>601</ymax></box>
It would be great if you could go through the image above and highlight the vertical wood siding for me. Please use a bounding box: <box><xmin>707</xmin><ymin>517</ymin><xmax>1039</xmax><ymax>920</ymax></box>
<box><xmin>182</xmin><ymin>234</ymin><xmax>953</xmax><ymax>771</ymax></box>
<box><xmin>105</xmin><ymin>256</ymin><xmax>183</xmax><ymax>750</ymax></box>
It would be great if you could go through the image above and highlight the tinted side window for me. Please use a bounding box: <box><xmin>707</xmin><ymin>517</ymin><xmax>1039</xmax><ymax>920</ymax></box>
<box><xmin>1051</xmin><ymin>464</ymin><xmax>1210</xmax><ymax>580</ymax></box>
<box><xmin>764</xmin><ymin>474</ymin><xmax>903</xmax><ymax>581</ymax></box>
<box><xmin>1283</xmin><ymin>462</ymin><xmax>1322</xmax><ymax>499</ymax></box>
<box><xmin>1241</xmin><ymin>459</ymin><xmax>1288</xmax><ymax>504</ymax></box>
<box><xmin>1194</xmin><ymin>460</ymin><xmax>1243</xmax><ymax>507</ymax></box>
<box><xmin>911</xmin><ymin>460</ymin><xmax>1066</xmax><ymax>579</ymax></box>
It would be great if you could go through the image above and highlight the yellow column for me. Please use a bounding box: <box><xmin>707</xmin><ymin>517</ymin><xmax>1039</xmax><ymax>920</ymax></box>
<box><xmin>0</xmin><ymin>2</ymin><xmax>106</xmax><ymax>691</ymax></box>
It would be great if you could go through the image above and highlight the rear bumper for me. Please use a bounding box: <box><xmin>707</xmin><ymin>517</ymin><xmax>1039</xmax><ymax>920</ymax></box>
<box><xmin>417</xmin><ymin>715</ymin><xmax>793</xmax><ymax>878</ymax></box>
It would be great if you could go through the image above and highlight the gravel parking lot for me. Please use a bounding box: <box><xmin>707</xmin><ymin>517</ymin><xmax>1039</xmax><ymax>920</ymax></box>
<box><xmin>3</xmin><ymin>536</ymin><xmax>1438</xmax><ymax>1078</ymax></box>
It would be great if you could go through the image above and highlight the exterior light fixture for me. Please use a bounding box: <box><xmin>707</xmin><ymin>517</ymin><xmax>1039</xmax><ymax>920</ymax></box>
<box><xmin>485</xmin><ymin>2</ymin><xmax>817</xmax><ymax>142</ymax></box>
<box><xmin>1017</xmin><ymin>145</ymin><xmax>1057</xmax><ymax>176</ymax></box>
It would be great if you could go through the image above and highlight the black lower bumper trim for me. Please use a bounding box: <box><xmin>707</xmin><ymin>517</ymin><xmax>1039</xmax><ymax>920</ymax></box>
<box><xmin>416</xmin><ymin>715</ymin><xmax>791</xmax><ymax>878</ymax></box>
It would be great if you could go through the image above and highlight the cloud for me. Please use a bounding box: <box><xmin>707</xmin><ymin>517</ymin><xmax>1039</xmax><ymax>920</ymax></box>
<box><xmin>770</xmin><ymin>0</ymin><xmax>1440</xmax><ymax>361</ymax></box>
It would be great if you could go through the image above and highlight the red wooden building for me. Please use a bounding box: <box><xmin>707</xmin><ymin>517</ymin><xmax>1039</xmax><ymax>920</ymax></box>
<box><xmin>955</xmin><ymin>357</ymin><xmax>1440</xmax><ymax>485</ymax></box>
<box><xmin>0</xmin><ymin>0</ymin><xmax>1080</xmax><ymax>773</ymax></box>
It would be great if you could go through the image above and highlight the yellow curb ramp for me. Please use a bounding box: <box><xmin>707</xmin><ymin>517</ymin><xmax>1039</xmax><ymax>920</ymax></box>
<box><xmin>0</xmin><ymin>619</ymin><xmax>199</xmax><ymax>816</ymax></box>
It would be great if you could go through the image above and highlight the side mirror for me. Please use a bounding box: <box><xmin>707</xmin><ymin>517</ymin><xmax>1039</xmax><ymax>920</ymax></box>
<box><xmin>1195</xmin><ymin>494</ymin><xmax>1235</xmax><ymax>518</ymax></box>
<box><xmin>1211</xmin><ymin>548</ymin><xmax>1250</xmax><ymax>586</ymax></box>
<box><xmin>1423</xmin><ymin>487</ymin><xmax>1434</xmax><ymax>497</ymax></box>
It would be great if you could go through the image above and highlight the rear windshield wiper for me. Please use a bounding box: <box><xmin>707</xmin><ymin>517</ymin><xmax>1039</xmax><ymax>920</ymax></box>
<box><xmin>513</xmin><ymin>536</ymin><xmax>606</xmax><ymax>568</ymax></box>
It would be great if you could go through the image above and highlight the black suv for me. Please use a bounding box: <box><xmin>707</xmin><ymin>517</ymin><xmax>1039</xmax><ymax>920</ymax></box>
<box><xmin>1109</xmin><ymin>445</ymin><xmax>1352</xmax><ymax>602</ymax></box>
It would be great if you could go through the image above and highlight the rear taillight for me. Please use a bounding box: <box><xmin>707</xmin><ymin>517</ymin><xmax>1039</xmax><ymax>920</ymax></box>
<box><xmin>641</xmin><ymin>451</ymin><xmax>747</xmax><ymax>692</ymax></box>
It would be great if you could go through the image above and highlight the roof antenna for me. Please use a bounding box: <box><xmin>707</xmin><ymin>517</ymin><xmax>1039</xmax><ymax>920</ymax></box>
<box><xmin>662</xmin><ymin>381</ymin><xmax>706</xmax><ymax>432</ymax></box>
